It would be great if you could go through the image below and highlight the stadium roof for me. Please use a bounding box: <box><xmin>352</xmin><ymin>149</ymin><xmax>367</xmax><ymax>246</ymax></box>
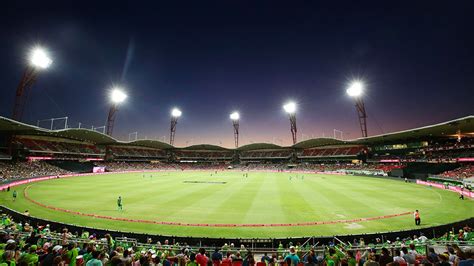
<box><xmin>179</xmin><ymin>144</ymin><xmax>231</xmax><ymax>151</ymax></box>
<box><xmin>351</xmin><ymin>115</ymin><xmax>474</xmax><ymax>144</ymax></box>
<box><xmin>292</xmin><ymin>138</ymin><xmax>348</xmax><ymax>149</ymax></box>
<box><xmin>237</xmin><ymin>143</ymin><xmax>286</xmax><ymax>151</ymax></box>
<box><xmin>113</xmin><ymin>140</ymin><xmax>174</xmax><ymax>149</ymax></box>
<box><xmin>0</xmin><ymin>115</ymin><xmax>472</xmax><ymax>150</ymax></box>
<box><xmin>0</xmin><ymin>116</ymin><xmax>172</xmax><ymax>149</ymax></box>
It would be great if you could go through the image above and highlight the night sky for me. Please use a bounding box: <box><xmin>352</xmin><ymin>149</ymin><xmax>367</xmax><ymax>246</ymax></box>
<box><xmin>0</xmin><ymin>2</ymin><xmax>473</xmax><ymax>147</ymax></box>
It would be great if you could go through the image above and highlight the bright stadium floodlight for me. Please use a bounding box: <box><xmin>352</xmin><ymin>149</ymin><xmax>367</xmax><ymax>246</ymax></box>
<box><xmin>110</xmin><ymin>88</ymin><xmax>127</xmax><ymax>104</ymax></box>
<box><xmin>230</xmin><ymin>111</ymin><xmax>240</xmax><ymax>121</ymax></box>
<box><xmin>230</xmin><ymin>111</ymin><xmax>240</xmax><ymax>147</ymax></box>
<box><xmin>283</xmin><ymin>101</ymin><xmax>297</xmax><ymax>144</ymax></box>
<box><xmin>346</xmin><ymin>79</ymin><xmax>368</xmax><ymax>137</ymax></box>
<box><xmin>346</xmin><ymin>80</ymin><xmax>364</xmax><ymax>97</ymax></box>
<box><xmin>170</xmin><ymin>108</ymin><xmax>182</xmax><ymax>145</ymax></box>
<box><xmin>283</xmin><ymin>101</ymin><xmax>297</xmax><ymax>114</ymax></box>
<box><xmin>29</xmin><ymin>47</ymin><xmax>53</xmax><ymax>69</ymax></box>
<box><xmin>171</xmin><ymin>108</ymin><xmax>182</xmax><ymax>118</ymax></box>
<box><xmin>106</xmin><ymin>87</ymin><xmax>127</xmax><ymax>136</ymax></box>
<box><xmin>12</xmin><ymin>46</ymin><xmax>53</xmax><ymax>121</ymax></box>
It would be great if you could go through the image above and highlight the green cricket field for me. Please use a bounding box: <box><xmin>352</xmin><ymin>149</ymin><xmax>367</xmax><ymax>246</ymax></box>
<box><xmin>1</xmin><ymin>171</ymin><xmax>472</xmax><ymax>238</ymax></box>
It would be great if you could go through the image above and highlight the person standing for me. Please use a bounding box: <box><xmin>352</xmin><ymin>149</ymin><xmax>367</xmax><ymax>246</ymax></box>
<box><xmin>117</xmin><ymin>196</ymin><xmax>123</xmax><ymax>211</ymax></box>
<box><xmin>12</xmin><ymin>190</ymin><xmax>17</xmax><ymax>202</ymax></box>
<box><xmin>284</xmin><ymin>246</ymin><xmax>300</xmax><ymax>266</ymax></box>
<box><xmin>196</xmin><ymin>248</ymin><xmax>208</xmax><ymax>266</ymax></box>
<box><xmin>414</xmin><ymin>210</ymin><xmax>421</xmax><ymax>225</ymax></box>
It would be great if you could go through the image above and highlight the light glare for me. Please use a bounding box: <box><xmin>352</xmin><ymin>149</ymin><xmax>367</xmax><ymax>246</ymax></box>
<box><xmin>110</xmin><ymin>88</ymin><xmax>127</xmax><ymax>104</ymax></box>
<box><xmin>171</xmin><ymin>108</ymin><xmax>182</xmax><ymax>117</ymax></box>
<box><xmin>29</xmin><ymin>47</ymin><xmax>52</xmax><ymax>69</ymax></box>
<box><xmin>230</xmin><ymin>112</ymin><xmax>240</xmax><ymax>120</ymax></box>
<box><xmin>283</xmin><ymin>102</ymin><xmax>297</xmax><ymax>114</ymax></box>
<box><xmin>347</xmin><ymin>80</ymin><xmax>364</xmax><ymax>97</ymax></box>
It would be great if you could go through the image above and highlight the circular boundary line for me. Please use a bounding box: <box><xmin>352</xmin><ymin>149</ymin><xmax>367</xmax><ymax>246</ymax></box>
<box><xmin>23</xmin><ymin>185</ymin><xmax>411</xmax><ymax>228</ymax></box>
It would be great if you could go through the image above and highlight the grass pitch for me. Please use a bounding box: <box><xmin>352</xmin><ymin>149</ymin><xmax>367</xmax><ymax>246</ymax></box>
<box><xmin>1</xmin><ymin>171</ymin><xmax>472</xmax><ymax>238</ymax></box>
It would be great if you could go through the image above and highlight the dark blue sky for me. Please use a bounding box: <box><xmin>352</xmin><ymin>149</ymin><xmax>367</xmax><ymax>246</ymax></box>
<box><xmin>0</xmin><ymin>2</ymin><xmax>473</xmax><ymax>147</ymax></box>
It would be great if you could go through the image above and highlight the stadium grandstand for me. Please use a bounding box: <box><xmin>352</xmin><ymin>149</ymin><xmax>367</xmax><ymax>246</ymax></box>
<box><xmin>0</xmin><ymin>115</ymin><xmax>473</xmax><ymax>179</ymax></box>
<box><xmin>0</xmin><ymin>115</ymin><xmax>472</xmax><ymax>161</ymax></box>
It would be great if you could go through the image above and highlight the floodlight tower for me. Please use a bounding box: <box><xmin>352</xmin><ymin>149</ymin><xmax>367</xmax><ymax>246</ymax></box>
<box><xmin>346</xmin><ymin>80</ymin><xmax>368</xmax><ymax>138</ymax></box>
<box><xmin>230</xmin><ymin>112</ymin><xmax>240</xmax><ymax>148</ymax></box>
<box><xmin>12</xmin><ymin>47</ymin><xmax>53</xmax><ymax>121</ymax></box>
<box><xmin>283</xmin><ymin>102</ymin><xmax>297</xmax><ymax>145</ymax></box>
<box><xmin>170</xmin><ymin>108</ymin><xmax>182</xmax><ymax>146</ymax></box>
<box><xmin>106</xmin><ymin>88</ymin><xmax>127</xmax><ymax>136</ymax></box>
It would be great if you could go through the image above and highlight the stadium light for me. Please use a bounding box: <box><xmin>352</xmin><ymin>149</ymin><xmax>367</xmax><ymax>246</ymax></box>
<box><xmin>283</xmin><ymin>102</ymin><xmax>297</xmax><ymax>114</ymax></box>
<box><xmin>346</xmin><ymin>80</ymin><xmax>364</xmax><ymax>97</ymax></box>
<box><xmin>110</xmin><ymin>88</ymin><xmax>127</xmax><ymax>104</ymax></box>
<box><xmin>12</xmin><ymin>46</ymin><xmax>53</xmax><ymax>121</ymax></box>
<box><xmin>283</xmin><ymin>101</ymin><xmax>297</xmax><ymax>145</ymax></box>
<box><xmin>106</xmin><ymin>86</ymin><xmax>127</xmax><ymax>136</ymax></box>
<box><xmin>29</xmin><ymin>47</ymin><xmax>53</xmax><ymax>69</ymax></box>
<box><xmin>171</xmin><ymin>108</ymin><xmax>182</xmax><ymax>118</ymax></box>
<box><xmin>230</xmin><ymin>111</ymin><xmax>240</xmax><ymax>148</ymax></box>
<box><xmin>346</xmin><ymin>79</ymin><xmax>368</xmax><ymax>138</ymax></box>
<box><xmin>170</xmin><ymin>108</ymin><xmax>182</xmax><ymax>145</ymax></box>
<box><xmin>230</xmin><ymin>112</ymin><xmax>240</xmax><ymax>121</ymax></box>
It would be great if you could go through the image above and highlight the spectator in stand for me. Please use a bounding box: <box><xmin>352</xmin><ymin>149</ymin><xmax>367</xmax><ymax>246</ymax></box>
<box><xmin>231</xmin><ymin>252</ymin><xmax>243</xmax><ymax>263</ymax></box>
<box><xmin>243</xmin><ymin>251</ymin><xmax>255</xmax><ymax>266</ymax></box>
<box><xmin>393</xmin><ymin>250</ymin><xmax>405</xmax><ymax>264</ymax></box>
<box><xmin>19</xmin><ymin>245</ymin><xmax>39</xmax><ymax>265</ymax></box>
<box><xmin>408</xmin><ymin>244</ymin><xmax>418</xmax><ymax>257</ymax></box>
<box><xmin>401</xmin><ymin>247</ymin><xmax>415</xmax><ymax>265</ymax></box>
<box><xmin>378</xmin><ymin>248</ymin><xmax>392</xmax><ymax>266</ymax></box>
<box><xmin>363</xmin><ymin>253</ymin><xmax>379</xmax><ymax>266</ymax></box>
<box><xmin>261</xmin><ymin>253</ymin><xmax>271</xmax><ymax>264</ymax></box>
<box><xmin>458</xmin><ymin>249</ymin><xmax>474</xmax><ymax>266</ymax></box>
<box><xmin>438</xmin><ymin>253</ymin><xmax>451</xmax><ymax>266</ymax></box>
<box><xmin>211</xmin><ymin>248</ymin><xmax>222</xmax><ymax>266</ymax></box>
<box><xmin>222</xmin><ymin>252</ymin><xmax>232</xmax><ymax>264</ymax></box>
<box><xmin>284</xmin><ymin>247</ymin><xmax>300</xmax><ymax>266</ymax></box>
<box><xmin>196</xmin><ymin>248</ymin><xmax>208</xmax><ymax>266</ymax></box>
<box><xmin>427</xmin><ymin>248</ymin><xmax>438</xmax><ymax>264</ymax></box>
<box><xmin>345</xmin><ymin>250</ymin><xmax>357</xmax><ymax>266</ymax></box>
<box><xmin>66</xmin><ymin>242</ymin><xmax>79</xmax><ymax>266</ymax></box>
<box><xmin>305</xmin><ymin>251</ymin><xmax>316</xmax><ymax>266</ymax></box>
<box><xmin>86</xmin><ymin>250</ymin><xmax>103</xmax><ymax>266</ymax></box>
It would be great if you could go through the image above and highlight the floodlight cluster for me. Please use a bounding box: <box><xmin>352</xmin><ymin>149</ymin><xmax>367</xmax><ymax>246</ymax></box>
<box><xmin>29</xmin><ymin>47</ymin><xmax>52</xmax><ymax>69</ymax></box>
<box><xmin>283</xmin><ymin>102</ymin><xmax>297</xmax><ymax>114</ymax></box>
<box><xmin>110</xmin><ymin>88</ymin><xmax>127</xmax><ymax>104</ymax></box>
<box><xmin>171</xmin><ymin>108</ymin><xmax>182</xmax><ymax>118</ymax></box>
<box><xmin>346</xmin><ymin>80</ymin><xmax>364</xmax><ymax>97</ymax></box>
<box><xmin>230</xmin><ymin>112</ymin><xmax>240</xmax><ymax>121</ymax></box>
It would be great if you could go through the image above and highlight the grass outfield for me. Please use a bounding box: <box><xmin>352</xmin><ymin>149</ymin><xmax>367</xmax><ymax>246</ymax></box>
<box><xmin>0</xmin><ymin>171</ymin><xmax>472</xmax><ymax>238</ymax></box>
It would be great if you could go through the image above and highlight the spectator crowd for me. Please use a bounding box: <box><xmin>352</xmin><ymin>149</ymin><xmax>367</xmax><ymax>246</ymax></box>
<box><xmin>0</xmin><ymin>213</ymin><xmax>472</xmax><ymax>266</ymax></box>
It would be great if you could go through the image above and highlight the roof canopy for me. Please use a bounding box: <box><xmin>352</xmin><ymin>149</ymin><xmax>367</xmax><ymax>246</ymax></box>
<box><xmin>1</xmin><ymin>115</ymin><xmax>472</xmax><ymax>150</ymax></box>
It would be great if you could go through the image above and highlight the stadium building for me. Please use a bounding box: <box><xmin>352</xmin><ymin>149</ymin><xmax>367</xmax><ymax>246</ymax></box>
<box><xmin>0</xmin><ymin>115</ymin><xmax>473</xmax><ymax>246</ymax></box>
